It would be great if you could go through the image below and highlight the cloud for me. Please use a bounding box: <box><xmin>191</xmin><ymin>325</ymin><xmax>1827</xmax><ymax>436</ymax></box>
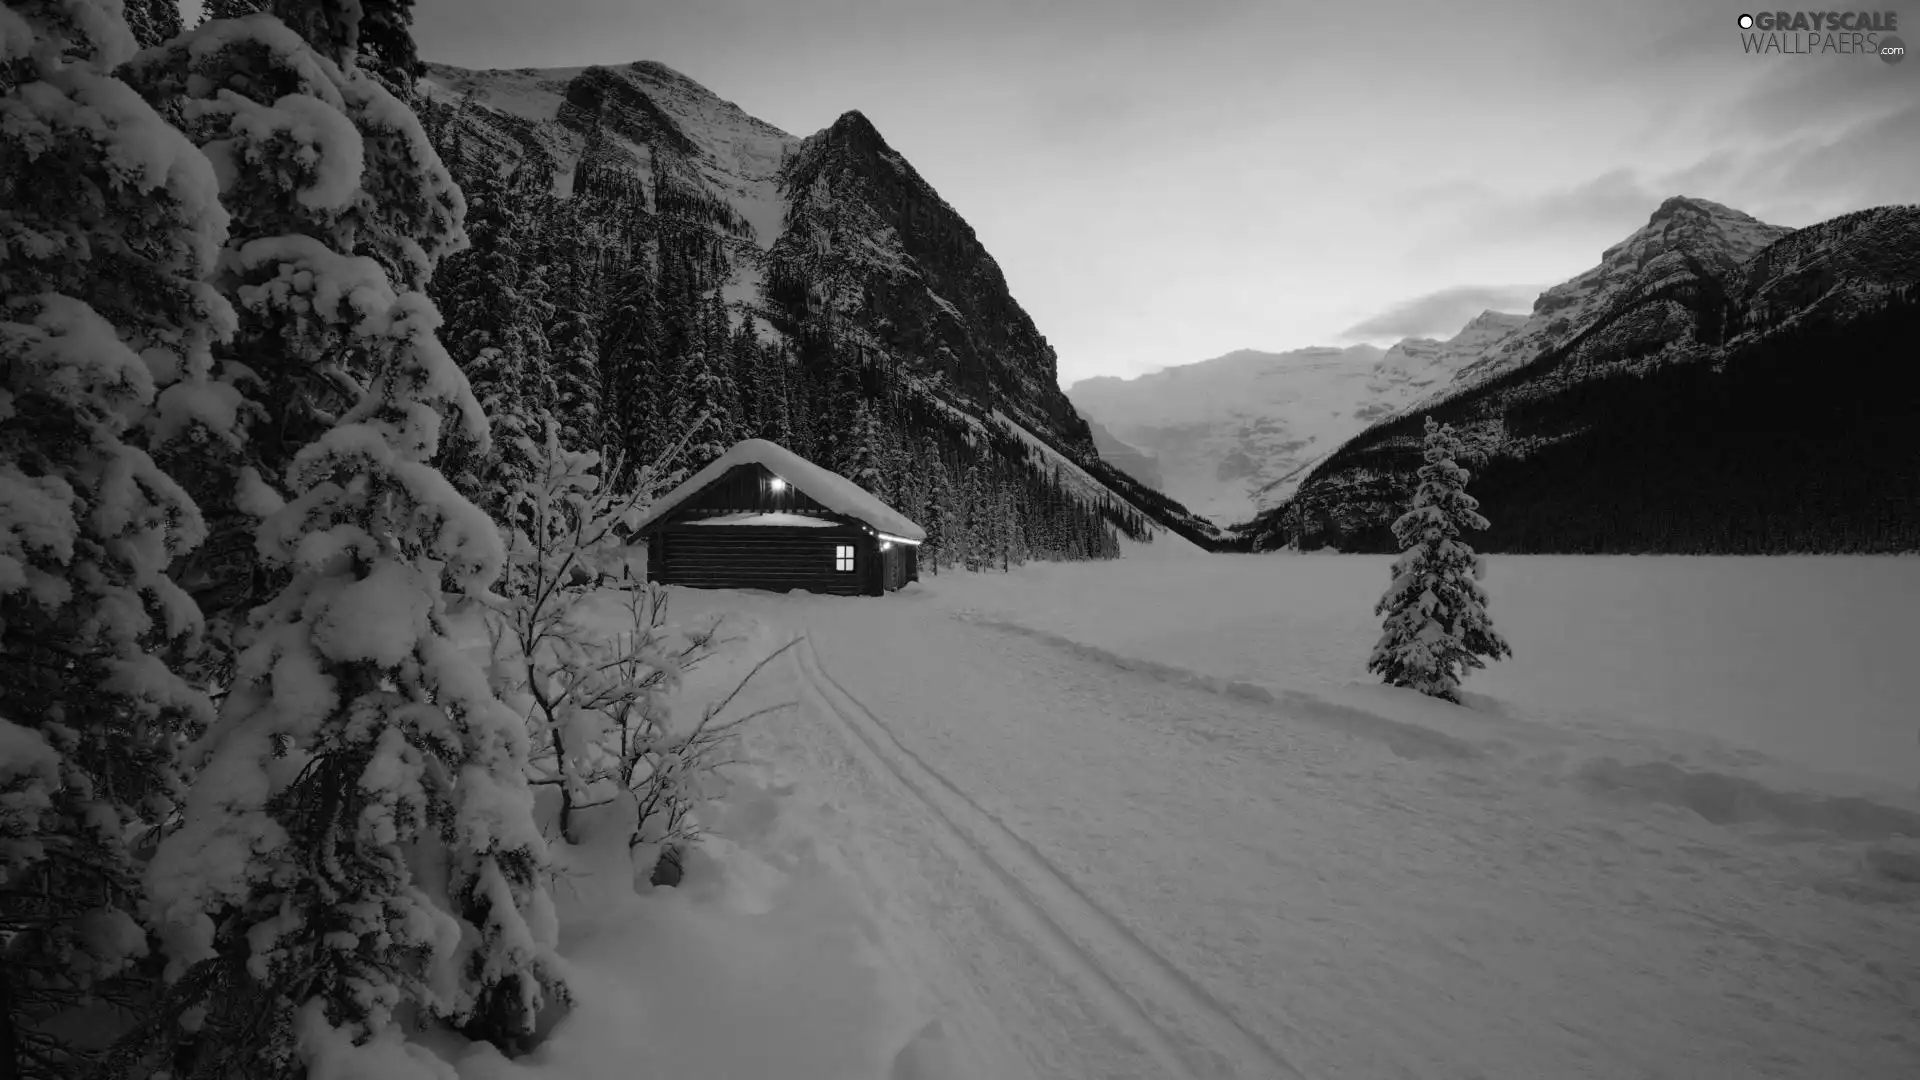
<box><xmin>1628</xmin><ymin>104</ymin><xmax>1920</xmax><ymax>228</ymax></box>
<box><xmin>1400</xmin><ymin>170</ymin><xmax>1675</xmax><ymax>262</ymax></box>
<box><xmin>1338</xmin><ymin>285</ymin><xmax>1542</xmax><ymax>342</ymax></box>
<box><xmin>1506</xmin><ymin>169</ymin><xmax>1665</xmax><ymax>230</ymax></box>
<box><xmin>1655</xmin><ymin>148</ymin><xmax>1743</xmax><ymax>193</ymax></box>
<box><xmin>1722</xmin><ymin>51</ymin><xmax>1917</xmax><ymax>138</ymax></box>
<box><xmin>1396</xmin><ymin>179</ymin><xmax>1501</xmax><ymax>210</ymax></box>
<box><xmin>1750</xmin><ymin>104</ymin><xmax>1920</xmax><ymax>215</ymax></box>
<box><xmin>1397</xmin><ymin>169</ymin><xmax>1676</xmax><ymax>267</ymax></box>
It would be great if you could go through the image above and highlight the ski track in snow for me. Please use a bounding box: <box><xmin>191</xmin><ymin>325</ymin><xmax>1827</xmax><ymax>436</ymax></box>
<box><xmin>755</xmin><ymin>643</ymin><xmax>1150</xmax><ymax>1079</ymax></box>
<box><xmin>792</xmin><ymin>625</ymin><xmax>1305</xmax><ymax>1080</ymax></box>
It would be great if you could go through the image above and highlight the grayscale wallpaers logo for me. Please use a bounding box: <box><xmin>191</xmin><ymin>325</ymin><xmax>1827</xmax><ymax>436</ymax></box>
<box><xmin>1737</xmin><ymin>10</ymin><xmax>1905</xmax><ymax>61</ymax></box>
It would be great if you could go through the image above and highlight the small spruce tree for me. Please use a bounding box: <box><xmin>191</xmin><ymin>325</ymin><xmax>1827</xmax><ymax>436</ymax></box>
<box><xmin>1367</xmin><ymin>416</ymin><xmax>1512</xmax><ymax>703</ymax></box>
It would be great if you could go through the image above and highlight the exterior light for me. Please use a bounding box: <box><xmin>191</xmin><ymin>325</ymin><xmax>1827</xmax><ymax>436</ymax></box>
<box><xmin>881</xmin><ymin>540</ymin><xmax>893</xmax><ymax>551</ymax></box>
<box><xmin>769</xmin><ymin>477</ymin><xmax>786</xmax><ymax>491</ymax></box>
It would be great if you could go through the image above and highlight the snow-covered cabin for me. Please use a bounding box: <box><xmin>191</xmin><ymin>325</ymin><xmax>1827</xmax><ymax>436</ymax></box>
<box><xmin>630</xmin><ymin>439</ymin><xmax>924</xmax><ymax>596</ymax></box>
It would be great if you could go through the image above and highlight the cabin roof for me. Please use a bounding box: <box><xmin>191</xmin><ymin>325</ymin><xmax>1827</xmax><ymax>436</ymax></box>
<box><xmin>682</xmin><ymin>512</ymin><xmax>840</xmax><ymax>528</ymax></box>
<box><xmin>632</xmin><ymin>439</ymin><xmax>927</xmax><ymax>541</ymax></box>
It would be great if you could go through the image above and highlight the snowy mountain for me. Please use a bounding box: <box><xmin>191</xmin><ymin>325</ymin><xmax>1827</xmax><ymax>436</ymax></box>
<box><xmin>1071</xmin><ymin>198</ymin><xmax>1797</xmax><ymax>532</ymax></box>
<box><xmin>420</xmin><ymin>60</ymin><xmax>1220</xmax><ymax>549</ymax></box>
<box><xmin>1243</xmin><ymin>199</ymin><xmax>1920</xmax><ymax>553</ymax></box>
<box><xmin>1068</xmin><ymin>312</ymin><xmax>1525</xmax><ymax>526</ymax></box>
<box><xmin>1437</xmin><ymin>196</ymin><xmax>1793</xmax><ymax>395</ymax></box>
<box><xmin>1371</xmin><ymin>310</ymin><xmax>1530</xmax><ymax>404</ymax></box>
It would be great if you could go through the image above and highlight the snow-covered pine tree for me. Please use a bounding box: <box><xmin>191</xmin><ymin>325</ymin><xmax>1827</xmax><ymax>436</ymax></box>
<box><xmin>918</xmin><ymin>444</ymin><xmax>949</xmax><ymax>573</ymax></box>
<box><xmin>429</xmin><ymin>166</ymin><xmax>554</xmax><ymax>515</ymax></box>
<box><xmin>594</xmin><ymin>248</ymin><xmax>663</xmax><ymax>475</ymax></box>
<box><xmin>1000</xmin><ymin>480</ymin><xmax>1022</xmax><ymax>571</ymax></box>
<box><xmin>781</xmin><ymin>343</ymin><xmax>815</xmax><ymax>456</ymax></box>
<box><xmin>200</xmin><ymin>0</ymin><xmax>262</xmax><ymax>18</ymax></box>
<box><xmin>353</xmin><ymin>0</ymin><xmax>422</xmax><ymax>85</ymax></box>
<box><xmin>123</xmin><ymin>0</ymin><xmax>183</xmax><ymax>47</ymax></box>
<box><xmin>1367</xmin><ymin>416</ymin><xmax>1512</xmax><ymax>703</ymax></box>
<box><xmin>961</xmin><ymin>462</ymin><xmax>989</xmax><ymax>571</ymax></box>
<box><xmin>545</xmin><ymin>233</ymin><xmax>604</xmax><ymax>455</ymax></box>
<box><xmin>1</xmin><ymin>3</ymin><xmax>238</xmax><ymax>1074</ymax></box>
<box><xmin>729</xmin><ymin>317</ymin><xmax>761</xmax><ymax>438</ymax></box>
<box><xmin>676</xmin><ymin>295</ymin><xmax>738</xmax><ymax>468</ymax></box>
<box><xmin>703</xmin><ymin>281</ymin><xmax>731</xmax><ymax>366</ymax></box>
<box><xmin>124</xmin><ymin>7</ymin><xmax>565</xmax><ymax>1072</ymax></box>
<box><xmin>880</xmin><ymin>418</ymin><xmax>910</xmax><ymax>510</ymax></box>
<box><xmin>845</xmin><ymin>399</ymin><xmax>887</xmax><ymax>493</ymax></box>
<box><xmin>757</xmin><ymin>340</ymin><xmax>792</xmax><ymax>444</ymax></box>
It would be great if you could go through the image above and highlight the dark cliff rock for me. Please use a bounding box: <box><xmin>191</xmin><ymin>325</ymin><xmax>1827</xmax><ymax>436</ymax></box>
<box><xmin>1729</xmin><ymin>205</ymin><xmax>1920</xmax><ymax>335</ymax></box>
<box><xmin>556</xmin><ymin>66</ymin><xmax>701</xmax><ymax>157</ymax></box>
<box><xmin>768</xmin><ymin>110</ymin><xmax>1091</xmax><ymax>450</ymax></box>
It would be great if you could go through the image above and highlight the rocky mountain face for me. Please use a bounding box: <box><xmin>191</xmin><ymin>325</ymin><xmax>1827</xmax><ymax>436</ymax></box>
<box><xmin>1369</xmin><ymin>311</ymin><xmax>1529</xmax><ymax>407</ymax></box>
<box><xmin>1244</xmin><ymin>199</ymin><xmax>1920</xmax><ymax>554</ymax></box>
<box><xmin>769</xmin><ymin>110</ymin><xmax>1080</xmax><ymax>436</ymax></box>
<box><xmin>1077</xmin><ymin>410</ymin><xmax>1164</xmax><ymax>491</ymax></box>
<box><xmin>1443</xmin><ymin>197</ymin><xmax>1792</xmax><ymax>392</ymax></box>
<box><xmin>421</xmin><ymin>60</ymin><xmax>1218</xmax><ymax>548</ymax></box>
<box><xmin>1068</xmin><ymin>311</ymin><xmax>1528</xmax><ymax>526</ymax></box>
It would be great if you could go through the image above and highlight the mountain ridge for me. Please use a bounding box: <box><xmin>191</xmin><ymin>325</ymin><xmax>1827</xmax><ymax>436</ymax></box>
<box><xmin>1067</xmin><ymin>313</ymin><xmax>1526</xmax><ymax>525</ymax></box>
<box><xmin>420</xmin><ymin>58</ymin><xmax>1223</xmax><ymax>549</ymax></box>
<box><xmin>1240</xmin><ymin>199</ymin><xmax>1920</xmax><ymax>554</ymax></box>
<box><xmin>1065</xmin><ymin>195</ymin><xmax>1822</xmax><ymax>531</ymax></box>
<box><xmin>1436</xmin><ymin>195</ymin><xmax>1791</xmax><ymax>395</ymax></box>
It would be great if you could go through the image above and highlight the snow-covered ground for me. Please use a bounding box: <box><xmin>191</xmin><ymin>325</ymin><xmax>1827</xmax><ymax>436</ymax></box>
<box><xmin>453</xmin><ymin>552</ymin><xmax>1920</xmax><ymax>1079</ymax></box>
<box><xmin>938</xmin><ymin>552</ymin><xmax>1920</xmax><ymax>790</ymax></box>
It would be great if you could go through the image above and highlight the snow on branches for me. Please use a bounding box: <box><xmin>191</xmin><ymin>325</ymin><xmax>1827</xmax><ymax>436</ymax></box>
<box><xmin>1</xmin><ymin>3</ymin><xmax>240</xmax><ymax>1077</ymax></box>
<box><xmin>111</xmin><ymin>7</ymin><xmax>555</xmax><ymax>1072</ymax></box>
<box><xmin>1368</xmin><ymin>416</ymin><xmax>1512</xmax><ymax>703</ymax></box>
<box><xmin>481</xmin><ymin>421</ymin><xmax>794</xmax><ymax>883</ymax></box>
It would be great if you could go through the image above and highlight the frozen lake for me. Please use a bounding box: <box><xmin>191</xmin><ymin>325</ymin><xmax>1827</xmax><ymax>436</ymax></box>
<box><xmin>934</xmin><ymin>550</ymin><xmax>1920</xmax><ymax>790</ymax></box>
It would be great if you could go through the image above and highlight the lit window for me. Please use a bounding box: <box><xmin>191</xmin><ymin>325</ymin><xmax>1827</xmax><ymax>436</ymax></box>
<box><xmin>834</xmin><ymin>544</ymin><xmax>854</xmax><ymax>572</ymax></box>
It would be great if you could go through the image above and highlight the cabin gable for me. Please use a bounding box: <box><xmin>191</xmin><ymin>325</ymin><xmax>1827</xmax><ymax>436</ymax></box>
<box><xmin>664</xmin><ymin>462</ymin><xmax>845</xmax><ymax>524</ymax></box>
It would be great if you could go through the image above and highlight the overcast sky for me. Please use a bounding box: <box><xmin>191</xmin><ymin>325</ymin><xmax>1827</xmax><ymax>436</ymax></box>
<box><xmin>405</xmin><ymin>0</ymin><xmax>1918</xmax><ymax>385</ymax></box>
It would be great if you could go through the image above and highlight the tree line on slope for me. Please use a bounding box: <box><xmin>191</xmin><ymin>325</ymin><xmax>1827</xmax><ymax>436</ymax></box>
<box><xmin>417</xmin><ymin>89</ymin><xmax>1144</xmax><ymax>570</ymax></box>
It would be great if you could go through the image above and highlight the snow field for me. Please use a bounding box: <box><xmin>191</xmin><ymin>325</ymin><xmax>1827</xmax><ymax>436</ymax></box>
<box><xmin>806</xmin><ymin>559</ymin><xmax>1920</xmax><ymax>1078</ymax></box>
<box><xmin>940</xmin><ymin>553</ymin><xmax>1920</xmax><ymax>790</ymax></box>
<box><xmin>438</xmin><ymin>591</ymin><xmax>919</xmax><ymax>1079</ymax></box>
<box><xmin>441</xmin><ymin>553</ymin><xmax>1919</xmax><ymax>1078</ymax></box>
